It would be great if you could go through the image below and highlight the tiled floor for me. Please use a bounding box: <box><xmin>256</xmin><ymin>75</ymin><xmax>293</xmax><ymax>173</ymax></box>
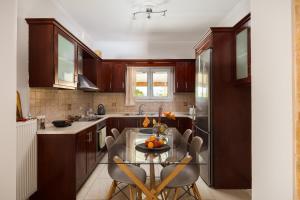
<box><xmin>77</xmin><ymin>155</ymin><xmax>251</xmax><ymax>200</ymax></box>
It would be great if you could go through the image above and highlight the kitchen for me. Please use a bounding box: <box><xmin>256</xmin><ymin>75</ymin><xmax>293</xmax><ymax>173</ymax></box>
<box><xmin>1</xmin><ymin>0</ymin><xmax>292</xmax><ymax>200</ymax></box>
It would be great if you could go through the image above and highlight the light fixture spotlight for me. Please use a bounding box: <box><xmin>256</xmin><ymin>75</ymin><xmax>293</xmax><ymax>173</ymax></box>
<box><xmin>133</xmin><ymin>8</ymin><xmax>167</xmax><ymax>20</ymax></box>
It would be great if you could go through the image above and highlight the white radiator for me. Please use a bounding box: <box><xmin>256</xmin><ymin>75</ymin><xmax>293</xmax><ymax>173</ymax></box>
<box><xmin>17</xmin><ymin>120</ymin><xmax>37</xmax><ymax>200</ymax></box>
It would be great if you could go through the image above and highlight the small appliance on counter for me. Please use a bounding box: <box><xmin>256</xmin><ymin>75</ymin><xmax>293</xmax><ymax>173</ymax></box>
<box><xmin>97</xmin><ymin>104</ymin><xmax>105</xmax><ymax>115</ymax></box>
<box><xmin>52</xmin><ymin>120</ymin><xmax>72</xmax><ymax>128</ymax></box>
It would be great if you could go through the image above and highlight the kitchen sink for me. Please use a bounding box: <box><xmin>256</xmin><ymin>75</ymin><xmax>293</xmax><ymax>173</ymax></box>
<box><xmin>122</xmin><ymin>112</ymin><xmax>158</xmax><ymax>116</ymax></box>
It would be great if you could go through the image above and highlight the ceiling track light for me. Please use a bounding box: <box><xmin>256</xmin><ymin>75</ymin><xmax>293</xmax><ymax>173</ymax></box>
<box><xmin>133</xmin><ymin>8</ymin><xmax>167</xmax><ymax>20</ymax></box>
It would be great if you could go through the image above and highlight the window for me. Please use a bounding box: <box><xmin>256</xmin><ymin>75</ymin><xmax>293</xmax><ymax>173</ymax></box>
<box><xmin>134</xmin><ymin>67</ymin><xmax>173</xmax><ymax>100</ymax></box>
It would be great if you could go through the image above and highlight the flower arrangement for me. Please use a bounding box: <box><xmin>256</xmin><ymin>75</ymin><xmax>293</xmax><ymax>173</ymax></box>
<box><xmin>142</xmin><ymin>111</ymin><xmax>176</xmax><ymax>137</ymax></box>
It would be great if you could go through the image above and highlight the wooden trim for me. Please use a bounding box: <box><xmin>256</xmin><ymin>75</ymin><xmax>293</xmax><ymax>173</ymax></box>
<box><xmin>233</xmin><ymin>13</ymin><xmax>251</xmax><ymax>30</ymax></box>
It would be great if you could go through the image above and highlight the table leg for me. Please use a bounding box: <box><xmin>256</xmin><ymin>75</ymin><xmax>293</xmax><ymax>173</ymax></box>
<box><xmin>150</xmin><ymin>162</ymin><xmax>155</xmax><ymax>189</ymax></box>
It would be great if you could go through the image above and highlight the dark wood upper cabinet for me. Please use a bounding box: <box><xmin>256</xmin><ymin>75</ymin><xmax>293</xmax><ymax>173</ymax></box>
<box><xmin>111</xmin><ymin>63</ymin><xmax>126</xmax><ymax>92</ymax></box>
<box><xmin>97</xmin><ymin>61</ymin><xmax>126</xmax><ymax>92</ymax></box>
<box><xmin>174</xmin><ymin>61</ymin><xmax>195</xmax><ymax>93</ymax></box>
<box><xmin>26</xmin><ymin>18</ymin><xmax>101</xmax><ymax>89</ymax></box>
<box><xmin>233</xmin><ymin>14</ymin><xmax>251</xmax><ymax>85</ymax></box>
<box><xmin>97</xmin><ymin>61</ymin><xmax>113</xmax><ymax>92</ymax></box>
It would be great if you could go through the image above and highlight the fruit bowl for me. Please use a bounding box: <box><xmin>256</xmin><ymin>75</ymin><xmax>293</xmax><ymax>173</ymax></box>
<box><xmin>135</xmin><ymin>135</ymin><xmax>170</xmax><ymax>153</ymax></box>
<box><xmin>144</xmin><ymin>135</ymin><xmax>165</xmax><ymax>149</ymax></box>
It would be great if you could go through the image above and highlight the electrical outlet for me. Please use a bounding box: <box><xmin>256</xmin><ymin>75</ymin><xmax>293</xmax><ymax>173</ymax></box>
<box><xmin>67</xmin><ymin>104</ymin><xmax>72</xmax><ymax>111</ymax></box>
<box><xmin>184</xmin><ymin>102</ymin><xmax>188</xmax><ymax>106</ymax></box>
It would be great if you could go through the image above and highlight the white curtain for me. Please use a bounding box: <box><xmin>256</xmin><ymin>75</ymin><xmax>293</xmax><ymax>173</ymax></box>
<box><xmin>125</xmin><ymin>67</ymin><xmax>136</xmax><ymax>106</ymax></box>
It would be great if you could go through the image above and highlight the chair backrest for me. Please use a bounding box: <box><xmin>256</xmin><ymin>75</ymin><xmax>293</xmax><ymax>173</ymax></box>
<box><xmin>111</xmin><ymin>128</ymin><xmax>120</xmax><ymax>139</ymax></box>
<box><xmin>190</xmin><ymin>136</ymin><xmax>203</xmax><ymax>154</ymax></box>
<box><xmin>183</xmin><ymin>129</ymin><xmax>192</xmax><ymax>143</ymax></box>
<box><xmin>188</xmin><ymin>136</ymin><xmax>204</xmax><ymax>178</ymax></box>
<box><xmin>105</xmin><ymin>136</ymin><xmax>115</xmax><ymax>151</ymax></box>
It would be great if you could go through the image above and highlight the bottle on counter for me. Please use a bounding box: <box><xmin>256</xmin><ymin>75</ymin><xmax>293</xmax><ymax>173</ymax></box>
<box><xmin>37</xmin><ymin>115</ymin><xmax>46</xmax><ymax>130</ymax></box>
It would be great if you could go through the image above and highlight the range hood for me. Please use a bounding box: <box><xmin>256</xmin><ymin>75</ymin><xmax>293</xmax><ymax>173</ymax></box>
<box><xmin>77</xmin><ymin>74</ymin><xmax>99</xmax><ymax>91</ymax></box>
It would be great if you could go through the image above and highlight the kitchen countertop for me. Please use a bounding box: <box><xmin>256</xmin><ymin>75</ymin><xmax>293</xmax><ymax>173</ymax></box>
<box><xmin>37</xmin><ymin>112</ymin><xmax>194</xmax><ymax>135</ymax></box>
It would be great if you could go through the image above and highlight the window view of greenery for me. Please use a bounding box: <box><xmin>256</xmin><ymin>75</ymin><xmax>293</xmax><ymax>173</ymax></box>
<box><xmin>153</xmin><ymin>71</ymin><xmax>168</xmax><ymax>97</ymax></box>
<box><xmin>135</xmin><ymin>71</ymin><xmax>148</xmax><ymax>96</ymax></box>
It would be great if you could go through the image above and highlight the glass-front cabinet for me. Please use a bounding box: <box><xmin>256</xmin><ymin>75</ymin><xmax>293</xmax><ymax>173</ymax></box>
<box><xmin>54</xmin><ymin>28</ymin><xmax>77</xmax><ymax>89</ymax></box>
<box><xmin>234</xmin><ymin>14</ymin><xmax>251</xmax><ymax>85</ymax></box>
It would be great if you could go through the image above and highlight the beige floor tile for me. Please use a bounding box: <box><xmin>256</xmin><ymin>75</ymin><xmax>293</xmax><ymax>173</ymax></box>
<box><xmin>210</xmin><ymin>189</ymin><xmax>251</xmax><ymax>200</ymax></box>
<box><xmin>79</xmin><ymin>157</ymin><xmax>252</xmax><ymax>200</ymax></box>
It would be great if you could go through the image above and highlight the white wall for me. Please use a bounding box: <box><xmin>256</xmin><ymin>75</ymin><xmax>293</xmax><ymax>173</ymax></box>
<box><xmin>94</xmin><ymin>40</ymin><xmax>195</xmax><ymax>59</ymax></box>
<box><xmin>218</xmin><ymin>0</ymin><xmax>250</xmax><ymax>26</ymax></box>
<box><xmin>0</xmin><ymin>0</ymin><xmax>17</xmax><ymax>199</ymax></box>
<box><xmin>17</xmin><ymin>0</ymin><xmax>95</xmax><ymax>117</ymax></box>
<box><xmin>251</xmin><ymin>0</ymin><xmax>293</xmax><ymax>199</ymax></box>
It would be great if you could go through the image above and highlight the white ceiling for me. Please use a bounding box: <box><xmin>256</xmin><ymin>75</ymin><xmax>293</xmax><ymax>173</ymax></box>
<box><xmin>57</xmin><ymin>0</ymin><xmax>241</xmax><ymax>42</ymax></box>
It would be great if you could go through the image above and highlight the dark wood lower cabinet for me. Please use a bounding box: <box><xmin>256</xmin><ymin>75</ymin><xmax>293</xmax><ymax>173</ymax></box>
<box><xmin>106</xmin><ymin>117</ymin><xmax>192</xmax><ymax>136</ymax></box>
<box><xmin>33</xmin><ymin>126</ymin><xmax>97</xmax><ymax>200</ymax></box>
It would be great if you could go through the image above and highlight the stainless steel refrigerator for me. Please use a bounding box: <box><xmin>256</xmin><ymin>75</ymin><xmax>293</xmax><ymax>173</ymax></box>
<box><xmin>195</xmin><ymin>48</ymin><xmax>212</xmax><ymax>186</ymax></box>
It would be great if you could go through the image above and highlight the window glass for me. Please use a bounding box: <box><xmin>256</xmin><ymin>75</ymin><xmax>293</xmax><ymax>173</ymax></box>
<box><xmin>135</xmin><ymin>71</ymin><xmax>148</xmax><ymax>97</ymax></box>
<box><xmin>134</xmin><ymin>67</ymin><xmax>172</xmax><ymax>100</ymax></box>
<box><xmin>153</xmin><ymin>71</ymin><xmax>168</xmax><ymax>97</ymax></box>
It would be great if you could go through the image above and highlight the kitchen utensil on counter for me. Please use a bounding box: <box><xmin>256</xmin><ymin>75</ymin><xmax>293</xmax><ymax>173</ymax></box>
<box><xmin>52</xmin><ymin>120</ymin><xmax>72</xmax><ymax>128</ymax></box>
<box><xmin>97</xmin><ymin>104</ymin><xmax>105</xmax><ymax>115</ymax></box>
<box><xmin>189</xmin><ymin>105</ymin><xmax>196</xmax><ymax>115</ymax></box>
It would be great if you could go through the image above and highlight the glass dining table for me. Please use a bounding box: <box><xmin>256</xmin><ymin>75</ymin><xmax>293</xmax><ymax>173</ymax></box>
<box><xmin>101</xmin><ymin>128</ymin><xmax>190</xmax><ymax>189</ymax></box>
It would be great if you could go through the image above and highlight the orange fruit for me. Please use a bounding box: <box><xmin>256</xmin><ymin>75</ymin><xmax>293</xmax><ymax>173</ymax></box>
<box><xmin>159</xmin><ymin>139</ymin><xmax>164</xmax><ymax>145</ymax></box>
<box><xmin>149</xmin><ymin>136</ymin><xmax>156</xmax><ymax>141</ymax></box>
<box><xmin>147</xmin><ymin>142</ymin><xmax>154</xmax><ymax>149</ymax></box>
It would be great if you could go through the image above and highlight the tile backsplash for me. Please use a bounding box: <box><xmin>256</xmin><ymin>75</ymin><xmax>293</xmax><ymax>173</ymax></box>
<box><xmin>30</xmin><ymin>88</ymin><xmax>94</xmax><ymax>123</ymax></box>
<box><xmin>93</xmin><ymin>93</ymin><xmax>195</xmax><ymax>113</ymax></box>
<box><xmin>30</xmin><ymin>88</ymin><xmax>195</xmax><ymax>123</ymax></box>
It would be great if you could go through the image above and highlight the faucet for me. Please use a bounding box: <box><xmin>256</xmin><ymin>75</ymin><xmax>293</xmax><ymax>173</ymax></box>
<box><xmin>158</xmin><ymin>104</ymin><xmax>163</xmax><ymax>123</ymax></box>
<box><xmin>138</xmin><ymin>104</ymin><xmax>146</xmax><ymax>115</ymax></box>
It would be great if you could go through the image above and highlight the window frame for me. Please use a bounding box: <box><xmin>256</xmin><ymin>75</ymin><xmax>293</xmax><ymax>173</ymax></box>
<box><xmin>134</xmin><ymin>67</ymin><xmax>173</xmax><ymax>102</ymax></box>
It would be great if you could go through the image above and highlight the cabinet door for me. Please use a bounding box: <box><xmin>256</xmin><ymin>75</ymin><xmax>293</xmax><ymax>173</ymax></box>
<box><xmin>76</xmin><ymin>130</ymin><xmax>87</xmax><ymax>190</ymax></box>
<box><xmin>86</xmin><ymin>127</ymin><xmax>97</xmax><ymax>174</ymax></box>
<box><xmin>185</xmin><ymin>61</ymin><xmax>196</xmax><ymax>92</ymax></box>
<box><xmin>174</xmin><ymin>62</ymin><xmax>187</xmax><ymax>92</ymax></box>
<box><xmin>106</xmin><ymin>118</ymin><xmax>120</xmax><ymax>136</ymax></box>
<box><xmin>161</xmin><ymin>118</ymin><xmax>178</xmax><ymax>128</ymax></box>
<box><xmin>235</xmin><ymin>27</ymin><xmax>251</xmax><ymax>85</ymax></box>
<box><xmin>111</xmin><ymin>63</ymin><xmax>126</xmax><ymax>92</ymax></box>
<box><xmin>97</xmin><ymin>61</ymin><xmax>112</xmax><ymax>92</ymax></box>
<box><xmin>119</xmin><ymin>118</ymin><xmax>140</xmax><ymax>132</ymax></box>
<box><xmin>54</xmin><ymin>28</ymin><xmax>77</xmax><ymax>89</ymax></box>
<box><xmin>177</xmin><ymin>117</ymin><xmax>193</xmax><ymax>134</ymax></box>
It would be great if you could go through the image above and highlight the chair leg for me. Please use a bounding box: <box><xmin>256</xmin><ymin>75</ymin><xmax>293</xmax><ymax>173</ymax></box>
<box><xmin>129</xmin><ymin>185</ymin><xmax>135</xmax><ymax>200</ymax></box>
<box><xmin>138</xmin><ymin>188</ymin><xmax>142</xmax><ymax>200</ymax></box>
<box><xmin>174</xmin><ymin>188</ymin><xmax>179</xmax><ymax>200</ymax></box>
<box><xmin>192</xmin><ymin>183</ymin><xmax>202</xmax><ymax>200</ymax></box>
<box><xmin>106</xmin><ymin>180</ymin><xmax>117</xmax><ymax>200</ymax></box>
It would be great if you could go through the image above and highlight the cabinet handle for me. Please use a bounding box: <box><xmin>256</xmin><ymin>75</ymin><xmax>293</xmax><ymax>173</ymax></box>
<box><xmin>122</xmin><ymin>82</ymin><xmax>124</xmax><ymax>88</ymax></box>
<box><xmin>177</xmin><ymin>82</ymin><xmax>178</xmax><ymax>88</ymax></box>
<box><xmin>110</xmin><ymin>82</ymin><xmax>112</xmax><ymax>89</ymax></box>
<box><xmin>185</xmin><ymin>82</ymin><xmax>187</xmax><ymax>89</ymax></box>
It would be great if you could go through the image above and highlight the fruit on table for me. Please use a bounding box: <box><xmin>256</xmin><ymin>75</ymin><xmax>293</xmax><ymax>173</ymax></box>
<box><xmin>163</xmin><ymin>112</ymin><xmax>176</xmax><ymax>120</ymax></box>
<box><xmin>143</xmin><ymin>115</ymin><xmax>150</xmax><ymax>128</ymax></box>
<box><xmin>144</xmin><ymin>135</ymin><xmax>165</xmax><ymax>148</ymax></box>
